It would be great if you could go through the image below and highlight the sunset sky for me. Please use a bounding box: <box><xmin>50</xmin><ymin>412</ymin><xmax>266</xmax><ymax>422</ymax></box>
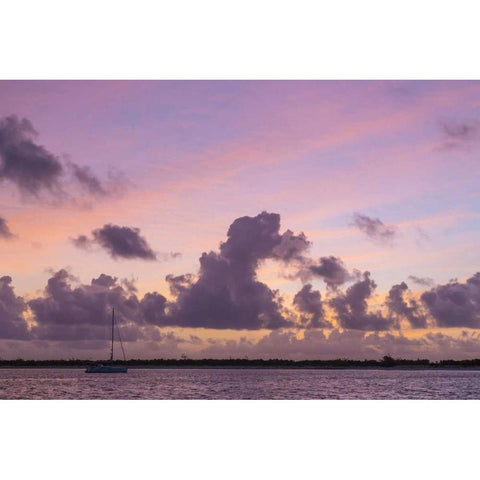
<box><xmin>1</xmin><ymin>80</ymin><xmax>480</xmax><ymax>360</ymax></box>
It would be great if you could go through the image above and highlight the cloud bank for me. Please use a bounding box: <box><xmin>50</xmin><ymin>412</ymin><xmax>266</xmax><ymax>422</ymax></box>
<box><xmin>2</xmin><ymin>211</ymin><xmax>480</xmax><ymax>359</ymax></box>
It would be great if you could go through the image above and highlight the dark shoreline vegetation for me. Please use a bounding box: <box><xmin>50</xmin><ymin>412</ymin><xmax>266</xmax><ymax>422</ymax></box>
<box><xmin>3</xmin><ymin>356</ymin><xmax>480</xmax><ymax>369</ymax></box>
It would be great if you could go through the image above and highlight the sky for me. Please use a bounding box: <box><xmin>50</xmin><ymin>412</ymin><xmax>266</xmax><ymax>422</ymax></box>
<box><xmin>1</xmin><ymin>80</ymin><xmax>480</xmax><ymax>360</ymax></box>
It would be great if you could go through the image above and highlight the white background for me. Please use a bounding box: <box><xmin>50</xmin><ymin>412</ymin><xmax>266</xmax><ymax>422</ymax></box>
<box><xmin>2</xmin><ymin>1</ymin><xmax>480</xmax><ymax>479</ymax></box>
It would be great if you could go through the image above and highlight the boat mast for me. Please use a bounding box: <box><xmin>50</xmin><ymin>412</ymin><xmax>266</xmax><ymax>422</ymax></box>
<box><xmin>110</xmin><ymin>307</ymin><xmax>114</xmax><ymax>362</ymax></box>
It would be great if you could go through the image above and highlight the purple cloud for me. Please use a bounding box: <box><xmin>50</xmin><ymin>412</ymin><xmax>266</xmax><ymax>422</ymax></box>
<box><xmin>0</xmin><ymin>276</ymin><xmax>30</xmax><ymax>339</ymax></box>
<box><xmin>329</xmin><ymin>272</ymin><xmax>394</xmax><ymax>331</ymax></box>
<box><xmin>386</xmin><ymin>282</ymin><xmax>427</xmax><ymax>329</ymax></box>
<box><xmin>408</xmin><ymin>275</ymin><xmax>434</xmax><ymax>287</ymax></box>
<box><xmin>68</xmin><ymin>162</ymin><xmax>107</xmax><ymax>196</ymax></box>
<box><xmin>28</xmin><ymin>269</ymin><xmax>167</xmax><ymax>341</ymax></box>
<box><xmin>351</xmin><ymin>212</ymin><xmax>397</xmax><ymax>245</ymax></box>
<box><xmin>72</xmin><ymin>224</ymin><xmax>157</xmax><ymax>261</ymax></box>
<box><xmin>440</xmin><ymin>118</ymin><xmax>480</xmax><ymax>150</ymax></box>
<box><xmin>420</xmin><ymin>273</ymin><xmax>480</xmax><ymax>328</ymax></box>
<box><xmin>0</xmin><ymin>115</ymin><xmax>64</xmax><ymax>197</ymax></box>
<box><xmin>293</xmin><ymin>284</ymin><xmax>331</xmax><ymax>328</ymax></box>
<box><xmin>0</xmin><ymin>115</ymin><xmax>119</xmax><ymax>200</ymax></box>
<box><xmin>307</xmin><ymin>256</ymin><xmax>353</xmax><ymax>290</ymax></box>
<box><xmin>166</xmin><ymin>211</ymin><xmax>308</xmax><ymax>330</ymax></box>
<box><xmin>0</xmin><ymin>217</ymin><xmax>15</xmax><ymax>239</ymax></box>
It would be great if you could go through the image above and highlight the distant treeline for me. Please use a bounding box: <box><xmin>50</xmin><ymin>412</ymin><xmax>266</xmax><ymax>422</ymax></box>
<box><xmin>2</xmin><ymin>355</ymin><xmax>480</xmax><ymax>368</ymax></box>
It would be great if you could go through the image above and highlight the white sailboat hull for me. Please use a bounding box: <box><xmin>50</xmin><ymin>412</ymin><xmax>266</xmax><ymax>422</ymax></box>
<box><xmin>85</xmin><ymin>307</ymin><xmax>128</xmax><ymax>373</ymax></box>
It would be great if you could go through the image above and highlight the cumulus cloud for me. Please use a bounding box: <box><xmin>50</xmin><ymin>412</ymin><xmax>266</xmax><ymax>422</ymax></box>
<box><xmin>0</xmin><ymin>269</ymin><xmax>198</xmax><ymax>358</ymax></box>
<box><xmin>137</xmin><ymin>292</ymin><xmax>169</xmax><ymax>327</ymax></box>
<box><xmin>4</xmin><ymin>265</ymin><xmax>480</xmax><ymax>360</ymax></box>
<box><xmin>166</xmin><ymin>249</ymin><xmax>285</xmax><ymax>329</ymax></box>
<box><xmin>1</xmin><ymin>213</ymin><xmax>310</xmax><ymax>338</ymax></box>
<box><xmin>287</xmin><ymin>255</ymin><xmax>355</xmax><ymax>292</ymax></box>
<box><xmin>386</xmin><ymin>282</ymin><xmax>427</xmax><ymax>328</ymax></box>
<box><xmin>420</xmin><ymin>273</ymin><xmax>480</xmax><ymax>328</ymax></box>
<box><xmin>293</xmin><ymin>284</ymin><xmax>331</xmax><ymax>328</ymax></box>
<box><xmin>305</xmin><ymin>256</ymin><xmax>354</xmax><ymax>290</ymax></box>
<box><xmin>0</xmin><ymin>276</ymin><xmax>31</xmax><ymax>339</ymax></box>
<box><xmin>351</xmin><ymin>212</ymin><xmax>397</xmax><ymax>245</ymax></box>
<box><xmin>28</xmin><ymin>269</ymin><xmax>167</xmax><ymax>341</ymax></box>
<box><xmin>329</xmin><ymin>272</ymin><xmax>394</xmax><ymax>331</ymax></box>
<box><xmin>166</xmin><ymin>274</ymin><xmax>194</xmax><ymax>296</ymax></box>
<box><xmin>92</xmin><ymin>224</ymin><xmax>157</xmax><ymax>261</ymax></box>
<box><xmin>0</xmin><ymin>115</ymin><xmax>64</xmax><ymax>197</ymax></box>
<box><xmin>0</xmin><ymin>115</ymin><xmax>119</xmax><ymax>200</ymax></box>
<box><xmin>6</xmin><ymin>206</ymin><xmax>480</xmax><ymax>357</ymax></box>
<box><xmin>166</xmin><ymin>211</ymin><xmax>308</xmax><ymax>330</ymax></box>
<box><xmin>0</xmin><ymin>217</ymin><xmax>15</xmax><ymax>239</ymax></box>
<box><xmin>220</xmin><ymin>212</ymin><xmax>310</xmax><ymax>267</ymax></box>
<box><xmin>72</xmin><ymin>224</ymin><xmax>158</xmax><ymax>261</ymax></box>
<box><xmin>21</xmin><ymin>266</ymin><xmax>480</xmax><ymax>341</ymax></box>
<box><xmin>271</xmin><ymin>229</ymin><xmax>311</xmax><ymax>262</ymax></box>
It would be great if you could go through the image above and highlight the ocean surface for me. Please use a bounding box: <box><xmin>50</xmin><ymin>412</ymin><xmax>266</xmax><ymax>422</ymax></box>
<box><xmin>0</xmin><ymin>368</ymin><xmax>480</xmax><ymax>400</ymax></box>
<box><xmin>1</xmin><ymin>368</ymin><xmax>480</xmax><ymax>399</ymax></box>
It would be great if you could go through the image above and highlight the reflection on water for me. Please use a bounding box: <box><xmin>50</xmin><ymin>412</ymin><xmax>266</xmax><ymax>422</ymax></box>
<box><xmin>1</xmin><ymin>368</ymin><xmax>479</xmax><ymax>400</ymax></box>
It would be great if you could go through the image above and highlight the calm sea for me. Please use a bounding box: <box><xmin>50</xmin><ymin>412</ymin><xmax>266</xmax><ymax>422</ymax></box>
<box><xmin>1</xmin><ymin>368</ymin><xmax>479</xmax><ymax>399</ymax></box>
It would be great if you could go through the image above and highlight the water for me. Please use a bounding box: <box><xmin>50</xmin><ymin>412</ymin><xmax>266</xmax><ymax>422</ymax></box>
<box><xmin>1</xmin><ymin>368</ymin><xmax>480</xmax><ymax>399</ymax></box>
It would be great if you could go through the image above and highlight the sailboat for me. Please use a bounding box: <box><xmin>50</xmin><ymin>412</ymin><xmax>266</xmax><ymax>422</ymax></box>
<box><xmin>85</xmin><ymin>307</ymin><xmax>128</xmax><ymax>373</ymax></box>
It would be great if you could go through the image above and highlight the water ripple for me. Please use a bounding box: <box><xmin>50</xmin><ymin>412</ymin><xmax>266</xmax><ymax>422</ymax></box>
<box><xmin>1</xmin><ymin>368</ymin><xmax>480</xmax><ymax>399</ymax></box>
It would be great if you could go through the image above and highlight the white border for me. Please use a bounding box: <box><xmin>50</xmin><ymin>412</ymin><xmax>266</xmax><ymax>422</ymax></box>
<box><xmin>2</xmin><ymin>0</ymin><xmax>480</xmax><ymax>79</ymax></box>
<box><xmin>2</xmin><ymin>1</ymin><xmax>480</xmax><ymax>478</ymax></box>
<box><xmin>2</xmin><ymin>400</ymin><xmax>479</xmax><ymax>480</ymax></box>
